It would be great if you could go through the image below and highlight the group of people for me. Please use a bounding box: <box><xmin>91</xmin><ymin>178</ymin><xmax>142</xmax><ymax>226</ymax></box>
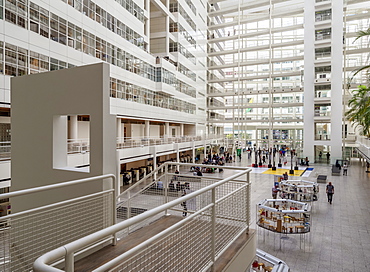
<box><xmin>168</xmin><ymin>180</ymin><xmax>191</xmax><ymax>193</ymax></box>
<box><xmin>318</xmin><ymin>151</ymin><xmax>331</xmax><ymax>162</ymax></box>
<box><xmin>336</xmin><ymin>162</ymin><xmax>348</xmax><ymax>175</ymax></box>
<box><xmin>192</xmin><ymin>153</ymin><xmax>226</xmax><ymax>173</ymax></box>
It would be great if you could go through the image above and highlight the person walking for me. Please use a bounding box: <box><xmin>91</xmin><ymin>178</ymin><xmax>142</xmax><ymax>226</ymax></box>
<box><xmin>326</xmin><ymin>182</ymin><xmax>334</xmax><ymax>204</ymax></box>
<box><xmin>181</xmin><ymin>191</ymin><xmax>188</xmax><ymax>217</ymax></box>
<box><xmin>326</xmin><ymin>152</ymin><xmax>330</xmax><ymax>162</ymax></box>
<box><xmin>343</xmin><ymin>163</ymin><xmax>348</xmax><ymax>176</ymax></box>
<box><xmin>272</xmin><ymin>185</ymin><xmax>279</xmax><ymax>199</ymax></box>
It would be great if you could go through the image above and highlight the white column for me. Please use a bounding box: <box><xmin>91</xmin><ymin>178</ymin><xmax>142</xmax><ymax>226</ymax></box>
<box><xmin>330</xmin><ymin>0</ymin><xmax>344</xmax><ymax>162</ymax></box>
<box><xmin>165</xmin><ymin>122</ymin><xmax>170</xmax><ymax>138</ymax></box>
<box><xmin>150</xmin><ymin>146</ymin><xmax>157</xmax><ymax>180</ymax></box>
<box><xmin>303</xmin><ymin>0</ymin><xmax>315</xmax><ymax>161</ymax></box>
<box><xmin>180</xmin><ymin>123</ymin><xmax>184</xmax><ymax>137</ymax></box>
<box><xmin>192</xmin><ymin>142</ymin><xmax>196</xmax><ymax>163</ymax></box>
<box><xmin>117</xmin><ymin>118</ymin><xmax>122</xmax><ymax>142</ymax></box>
<box><xmin>204</xmin><ymin>141</ymin><xmax>207</xmax><ymax>160</ymax></box>
<box><xmin>145</xmin><ymin>120</ymin><xmax>150</xmax><ymax>138</ymax></box>
<box><xmin>175</xmin><ymin>143</ymin><xmax>180</xmax><ymax>171</ymax></box>
<box><xmin>69</xmin><ymin>115</ymin><xmax>78</xmax><ymax>140</ymax></box>
<box><xmin>165</xmin><ymin>15</ymin><xmax>169</xmax><ymax>54</ymax></box>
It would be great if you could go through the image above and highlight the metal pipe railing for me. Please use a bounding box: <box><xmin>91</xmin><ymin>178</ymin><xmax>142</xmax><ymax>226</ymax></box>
<box><xmin>0</xmin><ymin>174</ymin><xmax>115</xmax><ymax>200</ymax></box>
<box><xmin>256</xmin><ymin>249</ymin><xmax>290</xmax><ymax>272</ymax></box>
<box><xmin>1</xmin><ymin>174</ymin><xmax>116</xmax><ymax>272</ymax></box>
<box><xmin>34</xmin><ymin>166</ymin><xmax>251</xmax><ymax>272</ymax></box>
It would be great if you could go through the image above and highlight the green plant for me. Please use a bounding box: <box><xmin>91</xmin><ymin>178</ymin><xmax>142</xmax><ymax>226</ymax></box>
<box><xmin>345</xmin><ymin>85</ymin><xmax>370</xmax><ymax>137</ymax></box>
<box><xmin>351</xmin><ymin>27</ymin><xmax>370</xmax><ymax>81</ymax></box>
<box><xmin>345</xmin><ymin>27</ymin><xmax>370</xmax><ymax>136</ymax></box>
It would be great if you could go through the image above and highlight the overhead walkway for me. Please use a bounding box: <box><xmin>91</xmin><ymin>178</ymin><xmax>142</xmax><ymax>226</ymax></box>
<box><xmin>208</xmin><ymin>71</ymin><xmax>302</xmax><ymax>84</ymax></box>
<box><xmin>209</xmin><ymin>117</ymin><xmax>304</xmax><ymax>124</ymax></box>
<box><xmin>208</xmin><ymin>102</ymin><xmax>304</xmax><ymax>110</ymax></box>
<box><xmin>208</xmin><ymin>40</ymin><xmax>304</xmax><ymax>58</ymax></box>
<box><xmin>208</xmin><ymin>24</ymin><xmax>303</xmax><ymax>44</ymax></box>
<box><xmin>208</xmin><ymin>87</ymin><xmax>304</xmax><ymax>97</ymax></box>
<box><xmin>208</xmin><ymin>7</ymin><xmax>303</xmax><ymax>31</ymax></box>
<box><xmin>208</xmin><ymin>55</ymin><xmax>304</xmax><ymax>70</ymax></box>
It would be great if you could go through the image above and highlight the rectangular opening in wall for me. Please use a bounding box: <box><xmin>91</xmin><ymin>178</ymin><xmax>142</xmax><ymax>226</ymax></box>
<box><xmin>53</xmin><ymin>114</ymin><xmax>90</xmax><ymax>172</ymax></box>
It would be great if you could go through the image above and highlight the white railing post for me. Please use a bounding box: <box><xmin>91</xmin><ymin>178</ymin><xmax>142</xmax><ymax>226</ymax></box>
<box><xmin>65</xmin><ymin>251</ymin><xmax>74</xmax><ymax>272</ymax></box>
<box><xmin>164</xmin><ymin>163</ymin><xmax>169</xmax><ymax>215</ymax></box>
<box><xmin>112</xmin><ymin>173</ymin><xmax>118</xmax><ymax>245</ymax></box>
<box><xmin>211</xmin><ymin>187</ymin><xmax>216</xmax><ymax>272</ymax></box>
<box><xmin>127</xmin><ymin>190</ymin><xmax>131</xmax><ymax>221</ymax></box>
<box><xmin>246</xmin><ymin>172</ymin><xmax>250</xmax><ymax>233</ymax></box>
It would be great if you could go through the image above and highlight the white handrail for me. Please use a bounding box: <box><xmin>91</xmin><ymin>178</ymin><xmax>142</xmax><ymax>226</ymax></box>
<box><xmin>0</xmin><ymin>174</ymin><xmax>116</xmax><ymax>200</ymax></box>
<box><xmin>34</xmin><ymin>167</ymin><xmax>251</xmax><ymax>272</ymax></box>
<box><xmin>256</xmin><ymin>249</ymin><xmax>290</xmax><ymax>272</ymax></box>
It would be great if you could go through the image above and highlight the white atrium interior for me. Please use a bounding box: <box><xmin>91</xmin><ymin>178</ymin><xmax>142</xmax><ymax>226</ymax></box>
<box><xmin>0</xmin><ymin>0</ymin><xmax>370</xmax><ymax>271</ymax></box>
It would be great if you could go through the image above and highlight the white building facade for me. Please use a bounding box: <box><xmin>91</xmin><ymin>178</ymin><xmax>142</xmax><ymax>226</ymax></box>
<box><xmin>0</xmin><ymin>0</ymin><xmax>208</xmax><ymax>184</ymax></box>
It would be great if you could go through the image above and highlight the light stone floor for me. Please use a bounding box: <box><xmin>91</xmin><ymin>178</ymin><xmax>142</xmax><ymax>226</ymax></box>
<box><xmin>179</xmin><ymin>156</ymin><xmax>370</xmax><ymax>272</ymax></box>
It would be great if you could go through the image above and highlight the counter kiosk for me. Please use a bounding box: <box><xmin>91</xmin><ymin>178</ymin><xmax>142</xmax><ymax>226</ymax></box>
<box><xmin>279</xmin><ymin>180</ymin><xmax>319</xmax><ymax>202</ymax></box>
<box><xmin>139</xmin><ymin>166</ymin><xmax>147</xmax><ymax>179</ymax></box>
<box><xmin>257</xmin><ymin>199</ymin><xmax>311</xmax><ymax>235</ymax></box>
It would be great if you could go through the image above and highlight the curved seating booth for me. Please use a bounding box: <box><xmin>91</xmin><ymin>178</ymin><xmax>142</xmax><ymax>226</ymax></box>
<box><xmin>279</xmin><ymin>180</ymin><xmax>319</xmax><ymax>202</ymax></box>
<box><xmin>257</xmin><ymin>199</ymin><xmax>311</xmax><ymax>234</ymax></box>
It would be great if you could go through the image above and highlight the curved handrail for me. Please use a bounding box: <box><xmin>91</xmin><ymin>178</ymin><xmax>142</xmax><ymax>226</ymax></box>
<box><xmin>34</xmin><ymin>167</ymin><xmax>251</xmax><ymax>272</ymax></box>
<box><xmin>256</xmin><ymin>249</ymin><xmax>290</xmax><ymax>272</ymax></box>
<box><xmin>0</xmin><ymin>174</ymin><xmax>115</xmax><ymax>201</ymax></box>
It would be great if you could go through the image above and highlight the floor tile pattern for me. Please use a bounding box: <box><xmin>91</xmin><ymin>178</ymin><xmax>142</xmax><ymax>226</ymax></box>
<box><xmin>183</xmin><ymin>156</ymin><xmax>370</xmax><ymax>271</ymax></box>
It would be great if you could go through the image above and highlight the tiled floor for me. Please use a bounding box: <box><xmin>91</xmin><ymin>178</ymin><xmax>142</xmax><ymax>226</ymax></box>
<box><xmin>173</xmin><ymin>155</ymin><xmax>370</xmax><ymax>271</ymax></box>
<box><xmin>223</xmin><ymin>156</ymin><xmax>370</xmax><ymax>272</ymax></box>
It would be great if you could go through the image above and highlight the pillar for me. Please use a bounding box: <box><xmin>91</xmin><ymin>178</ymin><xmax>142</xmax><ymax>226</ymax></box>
<box><xmin>180</xmin><ymin>123</ymin><xmax>184</xmax><ymax>137</ymax></box>
<box><xmin>192</xmin><ymin>142</ymin><xmax>196</xmax><ymax>163</ymax></box>
<box><xmin>330</xmin><ymin>0</ymin><xmax>344</xmax><ymax>161</ymax></box>
<box><xmin>68</xmin><ymin>115</ymin><xmax>78</xmax><ymax>140</ymax></box>
<box><xmin>204</xmin><ymin>141</ymin><xmax>207</xmax><ymax>160</ymax></box>
<box><xmin>117</xmin><ymin>118</ymin><xmax>122</xmax><ymax>142</ymax></box>
<box><xmin>145</xmin><ymin>120</ymin><xmax>150</xmax><ymax>138</ymax></box>
<box><xmin>175</xmin><ymin>143</ymin><xmax>180</xmax><ymax>171</ymax></box>
<box><xmin>150</xmin><ymin>146</ymin><xmax>157</xmax><ymax>180</ymax></box>
<box><xmin>303</xmin><ymin>0</ymin><xmax>315</xmax><ymax>161</ymax></box>
<box><xmin>165</xmin><ymin>122</ymin><xmax>170</xmax><ymax>138</ymax></box>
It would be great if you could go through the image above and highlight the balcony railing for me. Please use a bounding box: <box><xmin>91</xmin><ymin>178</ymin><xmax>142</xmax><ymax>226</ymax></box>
<box><xmin>67</xmin><ymin>139</ymin><xmax>90</xmax><ymax>154</ymax></box>
<box><xmin>34</xmin><ymin>163</ymin><xmax>252</xmax><ymax>272</ymax></box>
<box><xmin>315</xmin><ymin>14</ymin><xmax>332</xmax><ymax>22</ymax></box>
<box><xmin>0</xmin><ymin>141</ymin><xmax>11</xmax><ymax>159</ymax></box>
<box><xmin>116</xmin><ymin>135</ymin><xmax>205</xmax><ymax>149</ymax></box>
<box><xmin>315</xmin><ymin>52</ymin><xmax>331</xmax><ymax>59</ymax></box>
<box><xmin>315</xmin><ymin>134</ymin><xmax>330</xmax><ymax>140</ymax></box>
<box><xmin>314</xmin><ymin>111</ymin><xmax>331</xmax><ymax>117</ymax></box>
<box><xmin>0</xmin><ymin>174</ymin><xmax>116</xmax><ymax>272</ymax></box>
<box><xmin>315</xmin><ymin>33</ymin><xmax>331</xmax><ymax>41</ymax></box>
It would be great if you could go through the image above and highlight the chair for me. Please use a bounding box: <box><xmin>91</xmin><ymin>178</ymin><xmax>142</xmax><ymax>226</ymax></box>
<box><xmin>288</xmin><ymin>226</ymin><xmax>294</xmax><ymax>233</ymax></box>
<box><xmin>264</xmin><ymin>266</ymin><xmax>273</xmax><ymax>272</ymax></box>
<box><xmin>282</xmin><ymin>226</ymin><xmax>287</xmax><ymax>233</ymax></box>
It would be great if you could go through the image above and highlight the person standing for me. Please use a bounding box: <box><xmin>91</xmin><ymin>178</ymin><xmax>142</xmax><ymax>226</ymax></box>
<box><xmin>283</xmin><ymin>172</ymin><xmax>289</xmax><ymax>181</ymax></box>
<box><xmin>319</xmin><ymin>151</ymin><xmax>322</xmax><ymax>160</ymax></box>
<box><xmin>343</xmin><ymin>163</ymin><xmax>348</xmax><ymax>176</ymax></box>
<box><xmin>326</xmin><ymin>182</ymin><xmax>334</xmax><ymax>204</ymax></box>
<box><xmin>326</xmin><ymin>152</ymin><xmax>330</xmax><ymax>162</ymax></box>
